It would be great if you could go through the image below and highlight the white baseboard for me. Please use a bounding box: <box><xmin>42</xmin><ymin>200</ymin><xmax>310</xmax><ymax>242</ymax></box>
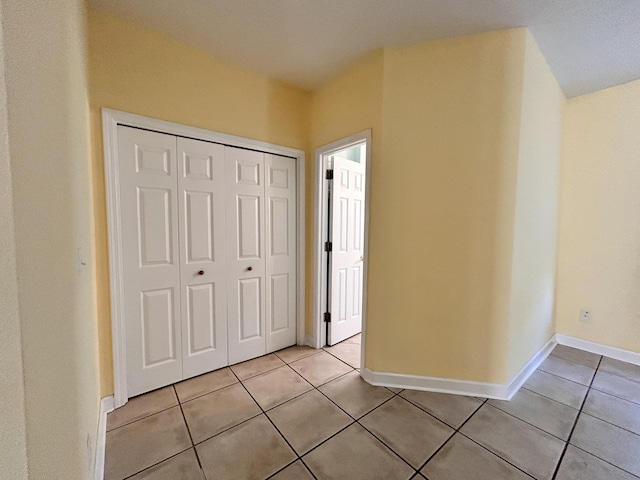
<box><xmin>361</xmin><ymin>337</ymin><xmax>556</xmax><ymax>401</ymax></box>
<box><xmin>94</xmin><ymin>396</ymin><xmax>114</xmax><ymax>480</ymax></box>
<box><xmin>554</xmin><ymin>334</ymin><xmax>640</xmax><ymax>366</ymax></box>
<box><xmin>303</xmin><ymin>335</ymin><xmax>317</xmax><ymax>349</ymax></box>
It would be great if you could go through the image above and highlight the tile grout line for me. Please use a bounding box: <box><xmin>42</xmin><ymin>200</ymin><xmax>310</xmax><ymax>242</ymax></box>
<box><xmin>414</xmin><ymin>398</ymin><xmax>488</xmax><ymax>475</ymax></box>
<box><xmin>119</xmin><ymin>447</ymin><xmax>195</xmax><ymax>480</ymax></box>
<box><xmin>550</xmin><ymin>355</ymin><xmax>603</xmax><ymax>480</ymax></box>
<box><xmin>173</xmin><ymin>384</ymin><xmax>207</xmax><ymax>476</ymax></box>
<box><xmin>568</xmin><ymin>444</ymin><xmax>640</xmax><ymax>479</ymax></box>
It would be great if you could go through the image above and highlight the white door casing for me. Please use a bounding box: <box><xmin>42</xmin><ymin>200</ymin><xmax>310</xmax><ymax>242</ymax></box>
<box><xmin>225</xmin><ymin>147</ymin><xmax>267</xmax><ymax>364</ymax></box>
<box><xmin>265</xmin><ymin>154</ymin><xmax>297</xmax><ymax>352</ymax></box>
<box><xmin>329</xmin><ymin>153</ymin><xmax>366</xmax><ymax>345</ymax></box>
<box><xmin>177</xmin><ymin>137</ymin><xmax>228</xmax><ymax>378</ymax></box>
<box><xmin>119</xmin><ymin>126</ymin><xmax>183</xmax><ymax>396</ymax></box>
<box><xmin>104</xmin><ymin>109</ymin><xmax>306</xmax><ymax>408</ymax></box>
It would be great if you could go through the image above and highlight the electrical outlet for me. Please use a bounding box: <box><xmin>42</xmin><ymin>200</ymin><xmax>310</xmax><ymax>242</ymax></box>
<box><xmin>579</xmin><ymin>309</ymin><xmax>591</xmax><ymax>323</ymax></box>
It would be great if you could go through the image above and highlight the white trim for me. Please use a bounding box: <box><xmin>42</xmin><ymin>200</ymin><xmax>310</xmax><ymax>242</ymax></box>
<box><xmin>313</xmin><ymin>130</ymin><xmax>372</xmax><ymax>372</ymax></box>
<box><xmin>554</xmin><ymin>334</ymin><xmax>640</xmax><ymax>366</ymax></box>
<box><xmin>94</xmin><ymin>396</ymin><xmax>114</xmax><ymax>480</ymax></box>
<box><xmin>103</xmin><ymin>108</ymin><xmax>306</xmax><ymax>407</ymax></box>
<box><xmin>362</xmin><ymin>336</ymin><xmax>556</xmax><ymax>400</ymax></box>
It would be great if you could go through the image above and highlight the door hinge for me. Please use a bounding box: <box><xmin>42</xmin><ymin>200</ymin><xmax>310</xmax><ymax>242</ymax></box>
<box><xmin>325</xmin><ymin>169</ymin><xmax>334</xmax><ymax>180</ymax></box>
<box><xmin>324</xmin><ymin>312</ymin><xmax>331</xmax><ymax>323</ymax></box>
<box><xmin>324</xmin><ymin>241</ymin><xmax>332</xmax><ymax>252</ymax></box>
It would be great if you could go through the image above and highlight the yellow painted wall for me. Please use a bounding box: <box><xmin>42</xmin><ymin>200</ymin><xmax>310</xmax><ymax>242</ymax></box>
<box><xmin>1</xmin><ymin>0</ymin><xmax>100</xmax><ymax>477</ymax></box>
<box><xmin>88</xmin><ymin>10</ymin><xmax>310</xmax><ymax>395</ymax></box>
<box><xmin>368</xmin><ymin>30</ymin><xmax>527</xmax><ymax>383</ymax></box>
<box><xmin>0</xmin><ymin>3</ymin><xmax>28</xmax><ymax>476</ymax></box>
<box><xmin>309</xmin><ymin>49</ymin><xmax>385</xmax><ymax>333</ymax></box>
<box><xmin>556</xmin><ymin>79</ymin><xmax>640</xmax><ymax>353</ymax></box>
<box><xmin>507</xmin><ymin>31</ymin><xmax>565</xmax><ymax>379</ymax></box>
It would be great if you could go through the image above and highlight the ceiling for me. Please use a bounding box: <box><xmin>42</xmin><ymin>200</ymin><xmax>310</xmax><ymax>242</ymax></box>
<box><xmin>89</xmin><ymin>0</ymin><xmax>640</xmax><ymax>97</ymax></box>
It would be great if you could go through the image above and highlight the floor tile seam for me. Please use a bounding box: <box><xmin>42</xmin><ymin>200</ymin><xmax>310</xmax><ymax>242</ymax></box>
<box><xmin>297</xmin><ymin>456</ymin><xmax>320</xmax><ymax>480</ymax></box>
<box><xmin>536</xmin><ymin>367</ymin><xmax>594</xmax><ymax>387</ymax></box>
<box><xmin>453</xmin><ymin>431</ymin><xmax>538</xmax><ymax>480</ymax></box>
<box><xmin>492</xmin><ymin>386</ymin><xmax>581</xmax><ymax>412</ymax></box>
<box><xmin>596</xmin><ymin>367</ymin><xmax>640</xmax><ymax>386</ymax></box>
<box><xmin>313</xmin><ymin>382</ymin><xmax>366</xmax><ymax>421</ymax></box>
<box><xmin>190</xmin><ymin>410</ymin><xmax>265</xmax><ymax>447</ymax></box>
<box><xmin>231</xmin><ymin>361</ymin><xmax>288</xmax><ymax>382</ymax></box>
<box><xmin>118</xmin><ymin>445</ymin><xmax>195</xmax><ymax>480</ymax></box>
<box><xmin>233</xmin><ymin>370</ymin><xmax>306</xmax><ymax>462</ymax></box>
<box><xmin>482</xmin><ymin>402</ymin><xmax>572</xmax><ymax>442</ymax></box>
<box><xmin>550</xmin><ymin>355</ymin><xmax>603</xmax><ymax>480</ymax></box>
<box><xmin>106</xmin><ymin>402</ymin><xmax>183</xmax><ymax>433</ymax></box>
<box><xmin>309</xmin><ymin>367</ymin><xmax>357</xmax><ymax>389</ymax></box>
<box><xmin>274</xmin><ymin>360</ymin><xmax>324</xmax><ymax>388</ymax></box>
<box><xmin>519</xmin><ymin>385</ymin><xmax>583</xmax><ymax>410</ymax></box>
<box><xmin>264</xmin><ymin>458</ymin><xmax>314</xmax><ymax>480</ymax></box>
<box><xmin>353</xmin><ymin>417</ymin><xmax>421</xmax><ymax>472</ymax></box>
<box><xmin>578</xmin><ymin>409</ymin><xmax>640</xmax><ymax>438</ymax></box>
<box><xmin>274</xmin><ymin>348</ymin><xmax>323</xmax><ymax>364</ymax></box>
<box><xmin>567</xmin><ymin>443</ymin><xmax>640</xmax><ymax>479</ymax></box>
<box><xmin>297</xmin><ymin>421</ymin><xmax>358</xmax><ymax>460</ymax></box>
<box><xmin>415</xmin><ymin>399</ymin><xmax>488</xmax><ymax>473</ymax></box>
<box><xmin>320</xmin><ymin>346</ymin><xmax>362</xmax><ymax>370</ymax></box>
<box><xmin>397</xmin><ymin>394</ymin><xmax>478</xmax><ymax>431</ymax></box>
<box><xmin>178</xmin><ymin>380</ymin><xmax>241</xmax><ymax>406</ymax></box>
<box><xmin>588</xmin><ymin>384</ymin><xmax>640</xmax><ymax>406</ymax></box>
<box><xmin>550</xmin><ymin>351</ymin><xmax>602</xmax><ymax>369</ymax></box>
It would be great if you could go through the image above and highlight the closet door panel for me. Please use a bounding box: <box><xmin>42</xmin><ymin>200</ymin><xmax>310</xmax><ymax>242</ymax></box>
<box><xmin>178</xmin><ymin>137</ymin><xmax>228</xmax><ymax>379</ymax></box>
<box><xmin>265</xmin><ymin>154</ymin><xmax>297</xmax><ymax>352</ymax></box>
<box><xmin>226</xmin><ymin>147</ymin><xmax>267</xmax><ymax>364</ymax></box>
<box><xmin>119</xmin><ymin>126</ymin><xmax>182</xmax><ymax>397</ymax></box>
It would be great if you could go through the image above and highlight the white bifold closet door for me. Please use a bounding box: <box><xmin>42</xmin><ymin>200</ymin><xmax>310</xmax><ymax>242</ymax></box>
<box><xmin>225</xmin><ymin>147</ymin><xmax>297</xmax><ymax>364</ymax></box>
<box><xmin>118</xmin><ymin>125</ymin><xmax>296</xmax><ymax>397</ymax></box>
<box><xmin>119</xmin><ymin>126</ymin><xmax>228</xmax><ymax>396</ymax></box>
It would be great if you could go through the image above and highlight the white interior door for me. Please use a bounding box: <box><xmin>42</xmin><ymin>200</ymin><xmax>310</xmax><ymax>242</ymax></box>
<box><xmin>119</xmin><ymin>126</ymin><xmax>183</xmax><ymax>396</ymax></box>
<box><xmin>226</xmin><ymin>146</ymin><xmax>267</xmax><ymax>364</ymax></box>
<box><xmin>329</xmin><ymin>153</ymin><xmax>366</xmax><ymax>345</ymax></box>
<box><xmin>177</xmin><ymin>137</ymin><xmax>228</xmax><ymax>379</ymax></box>
<box><xmin>265</xmin><ymin>154</ymin><xmax>297</xmax><ymax>352</ymax></box>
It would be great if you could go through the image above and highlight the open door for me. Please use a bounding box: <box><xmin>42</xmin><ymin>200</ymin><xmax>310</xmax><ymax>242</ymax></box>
<box><xmin>328</xmin><ymin>149</ymin><xmax>366</xmax><ymax>345</ymax></box>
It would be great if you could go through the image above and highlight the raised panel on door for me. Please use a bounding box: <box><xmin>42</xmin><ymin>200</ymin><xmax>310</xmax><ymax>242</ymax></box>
<box><xmin>177</xmin><ymin>137</ymin><xmax>228</xmax><ymax>379</ymax></box>
<box><xmin>118</xmin><ymin>126</ymin><xmax>182</xmax><ymax>396</ymax></box>
<box><xmin>265</xmin><ymin>154</ymin><xmax>297</xmax><ymax>352</ymax></box>
<box><xmin>329</xmin><ymin>153</ymin><xmax>366</xmax><ymax>345</ymax></box>
<box><xmin>225</xmin><ymin>146</ymin><xmax>267</xmax><ymax>364</ymax></box>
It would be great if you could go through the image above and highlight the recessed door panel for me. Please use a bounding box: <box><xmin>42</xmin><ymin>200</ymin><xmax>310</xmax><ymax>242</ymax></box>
<box><xmin>237</xmin><ymin>195</ymin><xmax>261</xmax><ymax>259</ymax></box>
<box><xmin>135</xmin><ymin>144</ymin><xmax>171</xmax><ymax>176</ymax></box>
<box><xmin>183</xmin><ymin>152</ymin><xmax>212</xmax><ymax>180</ymax></box>
<box><xmin>268</xmin><ymin>165</ymin><xmax>288</xmax><ymax>188</ymax></box>
<box><xmin>236</xmin><ymin>161</ymin><xmax>260</xmax><ymax>185</ymax></box>
<box><xmin>187</xmin><ymin>283</ymin><xmax>216</xmax><ymax>354</ymax></box>
<box><xmin>270</xmin><ymin>274</ymin><xmax>289</xmax><ymax>332</ymax></box>
<box><xmin>339</xmin><ymin>197</ymin><xmax>349</xmax><ymax>252</ymax></box>
<box><xmin>184</xmin><ymin>191</ymin><xmax>214</xmax><ymax>263</ymax></box>
<box><xmin>239</xmin><ymin>277</ymin><xmax>261</xmax><ymax>340</ymax></box>
<box><xmin>141</xmin><ymin>288</ymin><xmax>176</xmax><ymax>367</ymax></box>
<box><xmin>137</xmin><ymin>187</ymin><xmax>173</xmax><ymax>266</ymax></box>
<box><xmin>269</xmin><ymin>197</ymin><xmax>289</xmax><ymax>256</ymax></box>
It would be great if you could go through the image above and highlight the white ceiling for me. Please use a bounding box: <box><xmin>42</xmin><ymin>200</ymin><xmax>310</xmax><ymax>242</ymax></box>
<box><xmin>89</xmin><ymin>0</ymin><xmax>640</xmax><ymax>97</ymax></box>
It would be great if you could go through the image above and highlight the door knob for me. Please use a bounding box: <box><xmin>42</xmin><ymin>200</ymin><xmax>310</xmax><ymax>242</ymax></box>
<box><xmin>247</xmin><ymin>266</ymin><xmax>253</xmax><ymax>271</ymax></box>
<box><xmin>198</xmin><ymin>270</ymin><xmax>204</xmax><ymax>275</ymax></box>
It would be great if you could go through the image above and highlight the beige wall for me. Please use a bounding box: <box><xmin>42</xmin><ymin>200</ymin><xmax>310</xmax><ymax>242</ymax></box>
<box><xmin>370</xmin><ymin>30</ymin><xmax>526</xmax><ymax>383</ymax></box>
<box><xmin>88</xmin><ymin>10</ymin><xmax>311</xmax><ymax>395</ymax></box>
<box><xmin>507</xmin><ymin>31</ymin><xmax>565</xmax><ymax>378</ymax></box>
<box><xmin>0</xmin><ymin>3</ymin><xmax>28</xmax><ymax>477</ymax></box>
<box><xmin>556</xmin><ymin>79</ymin><xmax>640</xmax><ymax>353</ymax></box>
<box><xmin>309</xmin><ymin>49</ymin><xmax>385</xmax><ymax>334</ymax></box>
<box><xmin>1</xmin><ymin>0</ymin><xmax>100</xmax><ymax>478</ymax></box>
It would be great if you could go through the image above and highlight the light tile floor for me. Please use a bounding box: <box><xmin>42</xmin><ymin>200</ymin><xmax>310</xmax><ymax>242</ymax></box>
<box><xmin>104</xmin><ymin>337</ymin><xmax>640</xmax><ymax>479</ymax></box>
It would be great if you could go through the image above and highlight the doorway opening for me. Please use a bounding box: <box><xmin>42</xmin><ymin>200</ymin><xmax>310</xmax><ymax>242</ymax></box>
<box><xmin>313</xmin><ymin>131</ymin><xmax>371</xmax><ymax>364</ymax></box>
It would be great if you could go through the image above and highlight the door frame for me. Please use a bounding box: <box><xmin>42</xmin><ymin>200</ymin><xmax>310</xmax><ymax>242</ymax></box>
<box><xmin>103</xmin><ymin>108</ymin><xmax>306</xmax><ymax>408</ymax></box>
<box><xmin>313</xmin><ymin>130</ymin><xmax>372</xmax><ymax>359</ymax></box>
